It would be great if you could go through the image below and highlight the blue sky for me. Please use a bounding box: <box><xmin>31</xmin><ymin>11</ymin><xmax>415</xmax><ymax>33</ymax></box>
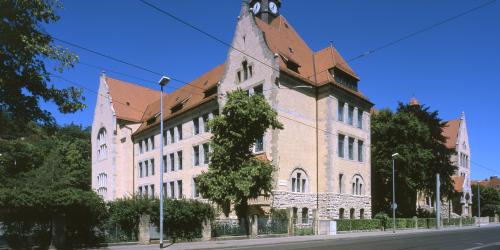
<box><xmin>44</xmin><ymin>0</ymin><xmax>500</xmax><ymax>180</ymax></box>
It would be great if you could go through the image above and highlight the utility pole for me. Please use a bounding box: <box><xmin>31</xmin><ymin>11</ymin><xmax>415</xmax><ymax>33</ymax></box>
<box><xmin>478</xmin><ymin>182</ymin><xmax>481</xmax><ymax>227</ymax></box>
<box><xmin>436</xmin><ymin>173</ymin><xmax>440</xmax><ymax>229</ymax></box>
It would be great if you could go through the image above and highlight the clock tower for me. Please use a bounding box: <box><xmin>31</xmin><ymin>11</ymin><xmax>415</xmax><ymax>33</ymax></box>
<box><xmin>250</xmin><ymin>0</ymin><xmax>281</xmax><ymax>24</ymax></box>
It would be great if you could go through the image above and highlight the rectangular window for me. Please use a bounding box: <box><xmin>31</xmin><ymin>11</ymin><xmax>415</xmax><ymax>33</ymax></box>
<box><xmin>170</xmin><ymin>153</ymin><xmax>175</xmax><ymax>171</ymax></box>
<box><xmin>145</xmin><ymin>185</ymin><xmax>149</xmax><ymax>198</ymax></box>
<box><xmin>150</xmin><ymin>136</ymin><xmax>155</xmax><ymax>150</ymax></box>
<box><xmin>297</xmin><ymin>173</ymin><xmax>301</xmax><ymax>192</ymax></box>
<box><xmin>162</xmin><ymin>183</ymin><xmax>167</xmax><ymax>198</ymax></box>
<box><xmin>348</xmin><ymin>106</ymin><xmax>354</xmax><ymax>125</ymax></box>
<box><xmin>193</xmin><ymin>178</ymin><xmax>200</xmax><ymax>198</ymax></box>
<box><xmin>170</xmin><ymin>181</ymin><xmax>175</xmax><ymax>198</ymax></box>
<box><xmin>254</xmin><ymin>136</ymin><xmax>264</xmax><ymax>152</ymax></box>
<box><xmin>358</xmin><ymin>140</ymin><xmax>364</xmax><ymax>162</ymax></box>
<box><xmin>163</xmin><ymin>131</ymin><xmax>167</xmax><ymax>146</ymax></box>
<box><xmin>254</xmin><ymin>84</ymin><xmax>263</xmax><ymax>95</ymax></box>
<box><xmin>151</xmin><ymin>159</ymin><xmax>155</xmax><ymax>176</ymax></box>
<box><xmin>145</xmin><ymin>160</ymin><xmax>149</xmax><ymax>176</ymax></box>
<box><xmin>139</xmin><ymin>186</ymin><xmax>143</xmax><ymax>196</ymax></box>
<box><xmin>249</xmin><ymin>65</ymin><xmax>253</xmax><ymax>78</ymax></box>
<box><xmin>177</xmin><ymin>180</ymin><xmax>183</xmax><ymax>198</ymax></box>
<box><xmin>193</xmin><ymin>145</ymin><xmax>200</xmax><ymax>166</ymax></box>
<box><xmin>203</xmin><ymin>114</ymin><xmax>210</xmax><ymax>133</ymax></box>
<box><xmin>139</xmin><ymin>140</ymin><xmax>143</xmax><ymax>154</ymax></box>
<box><xmin>301</xmin><ymin>179</ymin><xmax>306</xmax><ymax>193</ymax></box>
<box><xmin>145</xmin><ymin>139</ymin><xmax>149</xmax><ymax>152</ymax></box>
<box><xmin>169</xmin><ymin>128</ymin><xmax>174</xmax><ymax>144</ymax></box>
<box><xmin>348</xmin><ymin>137</ymin><xmax>354</xmax><ymax>160</ymax></box>
<box><xmin>150</xmin><ymin>184</ymin><xmax>155</xmax><ymax>198</ymax></box>
<box><xmin>357</xmin><ymin>110</ymin><xmax>363</xmax><ymax>129</ymax></box>
<box><xmin>292</xmin><ymin>178</ymin><xmax>296</xmax><ymax>192</ymax></box>
<box><xmin>338</xmin><ymin>101</ymin><xmax>344</xmax><ymax>122</ymax></box>
<box><xmin>177</xmin><ymin>151</ymin><xmax>183</xmax><ymax>170</ymax></box>
<box><xmin>338</xmin><ymin>134</ymin><xmax>345</xmax><ymax>158</ymax></box>
<box><xmin>237</xmin><ymin>71</ymin><xmax>242</xmax><ymax>83</ymax></box>
<box><xmin>139</xmin><ymin>162</ymin><xmax>143</xmax><ymax>178</ymax></box>
<box><xmin>163</xmin><ymin>155</ymin><xmax>167</xmax><ymax>172</ymax></box>
<box><xmin>203</xmin><ymin>143</ymin><xmax>210</xmax><ymax>164</ymax></box>
<box><xmin>177</xmin><ymin>125</ymin><xmax>183</xmax><ymax>141</ymax></box>
<box><xmin>193</xmin><ymin>118</ymin><xmax>200</xmax><ymax>135</ymax></box>
<box><xmin>339</xmin><ymin>174</ymin><xmax>343</xmax><ymax>194</ymax></box>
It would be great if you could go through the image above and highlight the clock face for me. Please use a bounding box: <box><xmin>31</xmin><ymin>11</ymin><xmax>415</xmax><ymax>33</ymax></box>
<box><xmin>269</xmin><ymin>2</ymin><xmax>278</xmax><ymax>15</ymax></box>
<box><xmin>252</xmin><ymin>2</ymin><xmax>261</xmax><ymax>15</ymax></box>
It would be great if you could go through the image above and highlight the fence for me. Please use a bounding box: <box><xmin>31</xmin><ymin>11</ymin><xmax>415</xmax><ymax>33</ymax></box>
<box><xmin>257</xmin><ymin>217</ymin><xmax>288</xmax><ymax>235</ymax></box>
<box><xmin>211</xmin><ymin>219</ymin><xmax>247</xmax><ymax>237</ymax></box>
<box><xmin>291</xmin><ymin>218</ymin><xmax>314</xmax><ymax>236</ymax></box>
<box><xmin>103</xmin><ymin>223</ymin><xmax>137</xmax><ymax>243</ymax></box>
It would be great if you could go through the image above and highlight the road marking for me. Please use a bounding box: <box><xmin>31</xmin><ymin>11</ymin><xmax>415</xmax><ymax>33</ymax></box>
<box><xmin>466</xmin><ymin>241</ymin><xmax>500</xmax><ymax>250</ymax></box>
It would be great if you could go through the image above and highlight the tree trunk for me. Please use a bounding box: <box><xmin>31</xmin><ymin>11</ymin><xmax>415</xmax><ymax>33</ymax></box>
<box><xmin>49</xmin><ymin>214</ymin><xmax>66</xmax><ymax>249</ymax></box>
<box><xmin>236</xmin><ymin>200</ymin><xmax>250</xmax><ymax>236</ymax></box>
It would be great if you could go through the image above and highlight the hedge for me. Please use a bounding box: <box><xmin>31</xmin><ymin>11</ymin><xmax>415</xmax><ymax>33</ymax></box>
<box><xmin>337</xmin><ymin>219</ymin><xmax>381</xmax><ymax>231</ymax></box>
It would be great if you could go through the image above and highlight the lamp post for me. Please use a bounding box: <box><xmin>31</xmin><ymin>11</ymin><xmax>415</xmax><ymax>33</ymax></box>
<box><xmin>477</xmin><ymin>181</ymin><xmax>481</xmax><ymax>227</ymax></box>
<box><xmin>391</xmin><ymin>153</ymin><xmax>399</xmax><ymax>233</ymax></box>
<box><xmin>158</xmin><ymin>76</ymin><xmax>170</xmax><ymax>248</ymax></box>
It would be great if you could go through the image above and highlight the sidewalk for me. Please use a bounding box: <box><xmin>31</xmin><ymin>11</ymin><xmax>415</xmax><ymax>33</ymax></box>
<box><xmin>106</xmin><ymin>223</ymin><xmax>500</xmax><ymax>250</ymax></box>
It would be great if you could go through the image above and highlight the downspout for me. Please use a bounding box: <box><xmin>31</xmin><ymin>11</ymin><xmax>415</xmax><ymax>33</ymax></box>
<box><xmin>124</xmin><ymin>124</ymin><xmax>135</xmax><ymax>196</ymax></box>
<box><xmin>312</xmin><ymin>52</ymin><xmax>319</xmax><ymax>228</ymax></box>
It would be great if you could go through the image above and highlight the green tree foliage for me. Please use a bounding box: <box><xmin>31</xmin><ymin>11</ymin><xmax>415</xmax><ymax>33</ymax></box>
<box><xmin>0</xmin><ymin>125</ymin><xmax>107</xmax><ymax>248</ymax></box>
<box><xmin>0</xmin><ymin>0</ymin><xmax>85</xmax><ymax>127</ymax></box>
<box><xmin>371</xmin><ymin>103</ymin><xmax>456</xmax><ymax>217</ymax></box>
<box><xmin>107</xmin><ymin>196</ymin><xmax>157</xmax><ymax>240</ymax></box>
<box><xmin>197</xmin><ymin>89</ymin><xmax>283</xmax><ymax>234</ymax></box>
<box><xmin>471</xmin><ymin>184</ymin><xmax>500</xmax><ymax>217</ymax></box>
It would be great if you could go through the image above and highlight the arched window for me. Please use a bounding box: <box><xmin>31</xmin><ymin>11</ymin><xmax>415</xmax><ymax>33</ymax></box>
<box><xmin>351</xmin><ymin>175</ymin><xmax>364</xmax><ymax>195</ymax></box>
<box><xmin>237</xmin><ymin>60</ymin><xmax>253</xmax><ymax>83</ymax></box>
<box><xmin>97</xmin><ymin>128</ymin><xmax>107</xmax><ymax>160</ymax></box>
<box><xmin>290</xmin><ymin>169</ymin><xmax>309</xmax><ymax>193</ymax></box>
<box><xmin>350</xmin><ymin>208</ymin><xmax>355</xmax><ymax>219</ymax></box>
<box><xmin>97</xmin><ymin>172</ymin><xmax>107</xmax><ymax>196</ymax></box>
<box><xmin>360</xmin><ymin>209</ymin><xmax>365</xmax><ymax>219</ymax></box>
<box><xmin>301</xmin><ymin>208</ymin><xmax>308</xmax><ymax>224</ymax></box>
<box><xmin>339</xmin><ymin>208</ymin><xmax>345</xmax><ymax>219</ymax></box>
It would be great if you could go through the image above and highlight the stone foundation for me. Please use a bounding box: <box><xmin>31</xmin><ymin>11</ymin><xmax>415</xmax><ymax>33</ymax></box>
<box><xmin>271</xmin><ymin>191</ymin><xmax>372</xmax><ymax>220</ymax></box>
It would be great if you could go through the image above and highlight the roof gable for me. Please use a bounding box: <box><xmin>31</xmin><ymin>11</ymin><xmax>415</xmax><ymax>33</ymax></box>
<box><xmin>442</xmin><ymin>119</ymin><xmax>460</xmax><ymax>149</ymax></box>
<box><xmin>106</xmin><ymin>77</ymin><xmax>160</xmax><ymax>122</ymax></box>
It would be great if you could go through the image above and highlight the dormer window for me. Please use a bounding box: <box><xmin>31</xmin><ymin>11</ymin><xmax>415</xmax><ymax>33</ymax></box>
<box><xmin>204</xmin><ymin>85</ymin><xmax>218</xmax><ymax>98</ymax></box>
<box><xmin>331</xmin><ymin>68</ymin><xmax>358</xmax><ymax>91</ymax></box>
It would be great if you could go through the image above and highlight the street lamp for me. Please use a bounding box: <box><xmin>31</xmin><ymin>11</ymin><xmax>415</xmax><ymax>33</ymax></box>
<box><xmin>158</xmin><ymin>76</ymin><xmax>170</xmax><ymax>248</ymax></box>
<box><xmin>391</xmin><ymin>153</ymin><xmax>399</xmax><ymax>233</ymax></box>
<box><xmin>477</xmin><ymin>181</ymin><xmax>481</xmax><ymax>227</ymax></box>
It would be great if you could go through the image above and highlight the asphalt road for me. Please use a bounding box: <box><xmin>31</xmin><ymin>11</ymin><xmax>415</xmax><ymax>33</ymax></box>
<box><xmin>225</xmin><ymin>226</ymin><xmax>500</xmax><ymax>250</ymax></box>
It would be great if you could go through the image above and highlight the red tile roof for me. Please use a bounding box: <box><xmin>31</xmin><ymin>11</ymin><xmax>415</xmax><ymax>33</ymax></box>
<box><xmin>134</xmin><ymin>64</ymin><xmax>225</xmax><ymax>135</ymax></box>
<box><xmin>442</xmin><ymin>119</ymin><xmax>460</xmax><ymax>149</ymax></box>
<box><xmin>106</xmin><ymin>77</ymin><xmax>160</xmax><ymax>122</ymax></box>
<box><xmin>254</xmin><ymin>16</ymin><xmax>357</xmax><ymax>85</ymax></box>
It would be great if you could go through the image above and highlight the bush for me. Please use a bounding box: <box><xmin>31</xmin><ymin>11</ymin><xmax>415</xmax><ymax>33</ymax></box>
<box><xmin>337</xmin><ymin>219</ymin><xmax>381</xmax><ymax>231</ymax></box>
<box><xmin>150</xmin><ymin>198</ymin><xmax>215</xmax><ymax>241</ymax></box>
<box><xmin>386</xmin><ymin>218</ymin><xmax>416</xmax><ymax>229</ymax></box>
<box><xmin>462</xmin><ymin>217</ymin><xmax>474</xmax><ymax>225</ymax></box>
<box><xmin>107</xmin><ymin>196</ymin><xmax>155</xmax><ymax>240</ymax></box>
<box><xmin>374</xmin><ymin>212</ymin><xmax>389</xmax><ymax>228</ymax></box>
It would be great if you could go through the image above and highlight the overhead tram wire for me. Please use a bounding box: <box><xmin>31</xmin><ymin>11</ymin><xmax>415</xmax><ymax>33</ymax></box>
<box><xmin>139</xmin><ymin>0</ymin><xmax>497</xmax><ymax>93</ymax></box>
<box><xmin>52</xmin><ymin>37</ymin><xmax>208</xmax><ymax>92</ymax></box>
<box><xmin>470</xmin><ymin>160</ymin><xmax>500</xmax><ymax>175</ymax></box>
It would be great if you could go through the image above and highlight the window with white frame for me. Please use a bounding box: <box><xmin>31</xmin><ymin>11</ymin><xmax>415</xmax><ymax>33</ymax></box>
<box><xmin>97</xmin><ymin>128</ymin><xmax>107</xmax><ymax>160</ymax></box>
<box><xmin>291</xmin><ymin>169</ymin><xmax>308</xmax><ymax>193</ymax></box>
<box><xmin>357</xmin><ymin>110</ymin><xmax>363</xmax><ymax>129</ymax></box>
<box><xmin>193</xmin><ymin>145</ymin><xmax>200</xmax><ymax>166</ymax></box>
<box><xmin>348</xmin><ymin>105</ymin><xmax>354</xmax><ymax>125</ymax></box>
<box><xmin>177</xmin><ymin>180</ymin><xmax>183</xmax><ymax>198</ymax></box>
<box><xmin>348</xmin><ymin>137</ymin><xmax>354</xmax><ymax>160</ymax></box>
<box><xmin>97</xmin><ymin>172</ymin><xmax>107</xmax><ymax>196</ymax></box>
<box><xmin>193</xmin><ymin>118</ymin><xmax>200</xmax><ymax>135</ymax></box>
<box><xmin>177</xmin><ymin>151</ymin><xmax>183</xmax><ymax>170</ymax></box>
<box><xmin>169</xmin><ymin>153</ymin><xmax>175</xmax><ymax>172</ymax></box>
<box><xmin>253</xmin><ymin>136</ymin><xmax>264</xmax><ymax>153</ymax></box>
<box><xmin>338</xmin><ymin>134</ymin><xmax>345</xmax><ymax>158</ymax></box>
<box><xmin>358</xmin><ymin>140</ymin><xmax>364</xmax><ymax>162</ymax></box>
<box><xmin>144</xmin><ymin>160</ymin><xmax>149</xmax><ymax>177</ymax></box>
<box><xmin>150</xmin><ymin>184</ymin><xmax>155</xmax><ymax>198</ymax></box>
<box><xmin>169</xmin><ymin>181</ymin><xmax>175</xmax><ymax>198</ymax></box>
<box><xmin>338</xmin><ymin>101</ymin><xmax>344</xmax><ymax>122</ymax></box>
<box><xmin>193</xmin><ymin>177</ymin><xmax>200</xmax><ymax>198</ymax></box>
<box><xmin>203</xmin><ymin>143</ymin><xmax>210</xmax><ymax>164</ymax></box>
<box><xmin>202</xmin><ymin>114</ymin><xmax>210</xmax><ymax>133</ymax></box>
<box><xmin>139</xmin><ymin>162</ymin><xmax>143</xmax><ymax>178</ymax></box>
<box><xmin>150</xmin><ymin>136</ymin><xmax>155</xmax><ymax>150</ymax></box>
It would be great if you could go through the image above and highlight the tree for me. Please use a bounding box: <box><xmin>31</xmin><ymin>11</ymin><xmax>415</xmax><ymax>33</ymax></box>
<box><xmin>197</xmin><ymin>89</ymin><xmax>283</xmax><ymax>235</ymax></box>
<box><xmin>471</xmin><ymin>184</ymin><xmax>500</xmax><ymax>217</ymax></box>
<box><xmin>371</xmin><ymin>102</ymin><xmax>456</xmax><ymax>217</ymax></box>
<box><xmin>0</xmin><ymin>125</ymin><xmax>107</xmax><ymax>248</ymax></box>
<box><xmin>0</xmin><ymin>0</ymin><xmax>85</xmax><ymax>127</ymax></box>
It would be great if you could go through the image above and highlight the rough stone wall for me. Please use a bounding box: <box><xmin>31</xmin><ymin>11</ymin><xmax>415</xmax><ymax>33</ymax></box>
<box><xmin>271</xmin><ymin>191</ymin><xmax>372</xmax><ymax>220</ymax></box>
